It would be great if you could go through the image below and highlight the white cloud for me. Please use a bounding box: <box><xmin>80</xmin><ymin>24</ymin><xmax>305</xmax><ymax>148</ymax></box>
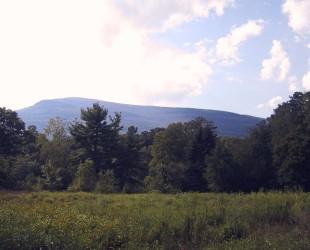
<box><xmin>268</xmin><ymin>96</ymin><xmax>283</xmax><ymax>108</ymax></box>
<box><xmin>116</xmin><ymin>0</ymin><xmax>235</xmax><ymax>32</ymax></box>
<box><xmin>288</xmin><ymin>76</ymin><xmax>299</xmax><ymax>92</ymax></box>
<box><xmin>256</xmin><ymin>103</ymin><xmax>265</xmax><ymax>109</ymax></box>
<box><xmin>302</xmin><ymin>71</ymin><xmax>310</xmax><ymax>91</ymax></box>
<box><xmin>257</xmin><ymin>96</ymin><xmax>283</xmax><ymax>109</ymax></box>
<box><xmin>0</xmin><ymin>0</ymin><xmax>215</xmax><ymax>109</ymax></box>
<box><xmin>260</xmin><ymin>40</ymin><xmax>291</xmax><ymax>81</ymax></box>
<box><xmin>282</xmin><ymin>0</ymin><xmax>310</xmax><ymax>35</ymax></box>
<box><xmin>215</xmin><ymin>20</ymin><xmax>264</xmax><ymax>64</ymax></box>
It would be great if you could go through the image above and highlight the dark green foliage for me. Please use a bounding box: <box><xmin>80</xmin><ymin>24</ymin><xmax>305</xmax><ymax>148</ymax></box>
<box><xmin>41</xmin><ymin>160</ymin><xmax>66</xmax><ymax>191</ymax></box>
<box><xmin>0</xmin><ymin>154</ymin><xmax>40</xmax><ymax>190</ymax></box>
<box><xmin>70</xmin><ymin>160</ymin><xmax>96</xmax><ymax>192</ymax></box>
<box><xmin>244</xmin><ymin>122</ymin><xmax>275</xmax><ymax>191</ymax></box>
<box><xmin>0</xmin><ymin>108</ymin><xmax>41</xmax><ymax>189</ymax></box>
<box><xmin>70</xmin><ymin>103</ymin><xmax>122</xmax><ymax>172</ymax></box>
<box><xmin>147</xmin><ymin>118</ymin><xmax>217</xmax><ymax>192</ymax></box>
<box><xmin>0</xmin><ymin>156</ymin><xmax>12</xmax><ymax>188</ymax></box>
<box><xmin>22</xmin><ymin>125</ymin><xmax>40</xmax><ymax>156</ymax></box>
<box><xmin>139</xmin><ymin>128</ymin><xmax>165</xmax><ymax>170</ymax></box>
<box><xmin>10</xmin><ymin>155</ymin><xmax>40</xmax><ymax>189</ymax></box>
<box><xmin>185</xmin><ymin>118</ymin><xmax>217</xmax><ymax>191</ymax></box>
<box><xmin>115</xmin><ymin>126</ymin><xmax>146</xmax><ymax>193</ymax></box>
<box><xmin>268</xmin><ymin>92</ymin><xmax>310</xmax><ymax>191</ymax></box>
<box><xmin>2</xmin><ymin>92</ymin><xmax>310</xmax><ymax>193</ymax></box>
<box><xmin>0</xmin><ymin>107</ymin><xmax>26</xmax><ymax>156</ymax></box>
<box><xmin>146</xmin><ymin>160</ymin><xmax>187</xmax><ymax>193</ymax></box>
<box><xmin>146</xmin><ymin>123</ymin><xmax>189</xmax><ymax>192</ymax></box>
<box><xmin>95</xmin><ymin>169</ymin><xmax>117</xmax><ymax>193</ymax></box>
<box><xmin>217</xmin><ymin>122</ymin><xmax>275</xmax><ymax>192</ymax></box>
<box><xmin>205</xmin><ymin>140</ymin><xmax>238</xmax><ymax>192</ymax></box>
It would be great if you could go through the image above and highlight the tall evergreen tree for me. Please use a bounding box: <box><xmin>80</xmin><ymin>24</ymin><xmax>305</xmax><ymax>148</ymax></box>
<box><xmin>70</xmin><ymin>103</ymin><xmax>122</xmax><ymax>172</ymax></box>
<box><xmin>184</xmin><ymin>118</ymin><xmax>217</xmax><ymax>191</ymax></box>
<box><xmin>115</xmin><ymin>126</ymin><xmax>145</xmax><ymax>192</ymax></box>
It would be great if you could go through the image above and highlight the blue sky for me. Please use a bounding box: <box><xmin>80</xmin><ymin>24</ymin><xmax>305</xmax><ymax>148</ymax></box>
<box><xmin>0</xmin><ymin>0</ymin><xmax>309</xmax><ymax>117</ymax></box>
<box><xmin>152</xmin><ymin>0</ymin><xmax>310</xmax><ymax>117</ymax></box>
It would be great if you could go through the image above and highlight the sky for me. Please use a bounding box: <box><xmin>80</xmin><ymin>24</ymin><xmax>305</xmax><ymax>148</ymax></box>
<box><xmin>0</xmin><ymin>0</ymin><xmax>309</xmax><ymax>117</ymax></box>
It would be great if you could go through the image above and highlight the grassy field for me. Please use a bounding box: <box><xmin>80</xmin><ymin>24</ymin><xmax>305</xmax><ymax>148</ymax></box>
<box><xmin>0</xmin><ymin>192</ymin><xmax>310</xmax><ymax>249</ymax></box>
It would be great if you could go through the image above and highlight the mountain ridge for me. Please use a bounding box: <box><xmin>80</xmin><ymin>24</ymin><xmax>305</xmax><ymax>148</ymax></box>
<box><xmin>17</xmin><ymin>97</ymin><xmax>263</xmax><ymax>137</ymax></box>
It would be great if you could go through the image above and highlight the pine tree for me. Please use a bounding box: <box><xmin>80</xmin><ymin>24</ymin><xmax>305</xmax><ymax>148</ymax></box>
<box><xmin>70</xmin><ymin>103</ymin><xmax>122</xmax><ymax>172</ymax></box>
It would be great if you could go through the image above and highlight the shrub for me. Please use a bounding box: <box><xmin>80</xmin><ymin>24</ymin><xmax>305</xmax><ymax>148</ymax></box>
<box><xmin>95</xmin><ymin>170</ymin><xmax>117</xmax><ymax>193</ymax></box>
<box><xmin>69</xmin><ymin>160</ymin><xmax>96</xmax><ymax>192</ymax></box>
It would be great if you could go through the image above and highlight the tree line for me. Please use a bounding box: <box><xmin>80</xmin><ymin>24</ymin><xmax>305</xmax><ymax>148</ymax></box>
<box><xmin>1</xmin><ymin>92</ymin><xmax>310</xmax><ymax>193</ymax></box>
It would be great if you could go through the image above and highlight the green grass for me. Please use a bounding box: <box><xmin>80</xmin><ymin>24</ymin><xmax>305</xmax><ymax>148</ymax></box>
<box><xmin>1</xmin><ymin>192</ymin><xmax>310</xmax><ymax>249</ymax></box>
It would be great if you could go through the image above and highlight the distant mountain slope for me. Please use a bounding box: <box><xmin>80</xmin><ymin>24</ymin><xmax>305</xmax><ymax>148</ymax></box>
<box><xmin>17</xmin><ymin>97</ymin><xmax>263</xmax><ymax>137</ymax></box>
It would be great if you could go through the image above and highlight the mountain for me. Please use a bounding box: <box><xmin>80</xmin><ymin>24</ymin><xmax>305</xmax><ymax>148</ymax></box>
<box><xmin>17</xmin><ymin>97</ymin><xmax>263</xmax><ymax>137</ymax></box>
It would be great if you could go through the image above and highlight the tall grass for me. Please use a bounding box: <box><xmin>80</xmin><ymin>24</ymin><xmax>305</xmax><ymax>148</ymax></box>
<box><xmin>0</xmin><ymin>192</ymin><xmax>310</xmax><ymax>249</ymax></box>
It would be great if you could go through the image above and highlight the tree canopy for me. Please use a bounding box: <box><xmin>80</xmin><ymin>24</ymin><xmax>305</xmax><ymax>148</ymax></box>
<box><xmin>70</xmin><ymin>103</ymin><xmax>122</xmax><ymax>172</ymax></box>
<box><xmin>0</xmin><ymin>107</ymin><xmax>26</xmax><ymax>156</ymax></box>
<box><xmin>1</xmin><ymin>91</ymin><xmax>310</xmax><ymax>192</ymax></box>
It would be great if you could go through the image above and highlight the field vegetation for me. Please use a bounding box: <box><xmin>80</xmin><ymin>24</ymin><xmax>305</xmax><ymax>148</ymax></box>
<box><xmin>1</xmin><ymin>191</ymin><xmax>310</xmax><ymax>249</ymax></box>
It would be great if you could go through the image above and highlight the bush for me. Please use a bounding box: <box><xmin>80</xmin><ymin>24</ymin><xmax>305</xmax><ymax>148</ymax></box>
<box><xmin>95</xmin><ymin>170</ymin><xmax>117</xmax><ymax>193</ymax></box>
<box><xmin>69</xmin><ymin>160</ymin><xmax>96</xmax><ymax>192</ymax></box>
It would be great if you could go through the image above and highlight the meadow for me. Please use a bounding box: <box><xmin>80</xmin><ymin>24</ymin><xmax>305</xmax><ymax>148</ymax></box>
<box><xmin>0</xmin><ymin>192</ymin><xmax>310</xmax><ymax>250</ymax></box>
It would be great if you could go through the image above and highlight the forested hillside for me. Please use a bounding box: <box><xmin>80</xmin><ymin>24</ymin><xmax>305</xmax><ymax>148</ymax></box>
<box><xmin>1</xmin><ymin>92</ymin><xmax>310</xmax><ymax>193</ymax></box>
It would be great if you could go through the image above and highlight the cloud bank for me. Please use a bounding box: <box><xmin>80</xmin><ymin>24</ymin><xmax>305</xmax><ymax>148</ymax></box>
<box><xmin>0</xmin><ymin>0</ymin><xmax>236</xmax><ymax>109</ymax></box>
<box><xmin>282</xmin><ymin>0</ymin><xmax>310</xmax><ymax>35</ymax></box>
<box><xmin>302</xmin><ymin>71</ymin><xmax>310</xmax><ymax>91</ymax></box>
<box><xmin>216</xmin><ymin>20</ymin><xmax>264</xmax><ymax>64</ymax></box>
<box><xmin>257</xmin><ymin>96</ymin><xmax>283</xmax><ymax>110</ymax></box>
<box><xmin>116</xmin><ymin>0</ymin><xmax>235</xmax><ymax>32</ymax></box>
<box><xmin>260</xmin><ymin>40</ymin><xmax>291</xmax><ymax>81</ymax></box>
